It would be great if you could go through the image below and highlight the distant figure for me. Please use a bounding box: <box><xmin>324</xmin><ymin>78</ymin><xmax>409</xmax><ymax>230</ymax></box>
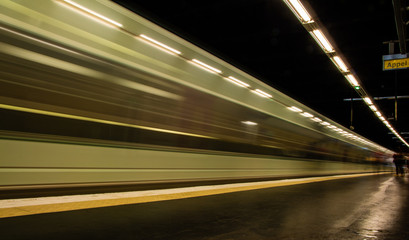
<box><xmin>393</xmin><ymin>153</ymin><xmax>406</xmax><ymax>176</ymax></box>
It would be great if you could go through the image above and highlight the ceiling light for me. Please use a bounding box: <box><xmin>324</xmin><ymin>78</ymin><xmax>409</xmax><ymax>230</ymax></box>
<box><xmin>345</xmin><ymin>74</ymin><xmax>359</xmax><ymax>87</ymax></box>
<box><xmin>226</xmin><ymin>76</ymin><xmax>250</xmax><ymax>88</ymax></box>
<box><xmin>286</xmin><ymin>0</ymin><xmax>313</xmax><ymax>23</ymax></box>
<box><xmin>139</xmin><ymin>34</ymin><xmax>181</xmax><ymax>55</ymax></box>
<box><xmin>333</xmin><ymin>56</ymin><xmax>348</xmax><ymax>72</ymax></box>
<box><xmin>363</xmin><ymin>97</ymin><xmax>373</xmax><ymax>105</ymax></box>
<box><xmin>369</xmin><ymin>105</ymin><xmax>377</xmax><ymax>111</ymax></box>
<box><xmin>60</xmin><ymin>0</ymin><xmax>123</xmax><ymax>28</ymax></box>
<box><xmin>190</xmin><ymin>59</ymin><xmax>222</xmax><ymax>74</ymax></box>
<box><xmin>375</xmin><ymin>111</ymin><xmax>382</xmax><ymax>117</ymax></box>
<box><xmin>252</xmin><ymin>89</ymin><xmax>272</xmax><ymax>98</ymax></box>
<box><xmin>311</xmin><ymin>30</ymin><xmax>334</xmax><ymax>52</ymax></box>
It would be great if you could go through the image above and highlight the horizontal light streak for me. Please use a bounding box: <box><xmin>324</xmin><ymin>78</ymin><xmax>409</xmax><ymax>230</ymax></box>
<box><xmin>241</xmin><ymin>121</ymin><xmax>258</xmax><ymax>126</ymax></box>
<box><xmin>0</xmin><ymin>104</ymin><xmax>214</xmax><ymax>139</ymax></box>
<box><xmin>287</xmin><ymin>106</ymin><xmax>303</xmax><ymax>112</ymax></box>
<box><xmin>311</xmin><ymin>117</ymin><xmax>322</xmax><ymax>122</ymax></box>
<box><xmin>252</xmin><ymin>89</ymin><xmax>272</xmax><ymax>98</ymax></box>
<box><xmin>226</xmin><ymin>76</ymin><xmax>250</xmax><ymax>88</ymax></box>
<box><xmin>300</xmin><ymin>112</ymin><xmax>314</xmax><ymax>118</ymax></box>
<box><xmin>139</xmin><ymin>34</ymin><xmax>181</xmax><ymax>55</ymax></box>
<box><xmin>190</xmin><ymin>59</ymin><xmax>222</xmax><ymax>74</ymax></box>
<box><xmin>59</xmin><ymin>0</ymin><xmax>123</xmax><ymax>28</ymax></box>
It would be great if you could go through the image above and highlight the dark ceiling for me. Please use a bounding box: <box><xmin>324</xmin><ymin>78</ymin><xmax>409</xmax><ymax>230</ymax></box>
<box><xmin>113</xmin><ymin>0</ymin><xmax>409</xmax><ymax>151</ymax></box>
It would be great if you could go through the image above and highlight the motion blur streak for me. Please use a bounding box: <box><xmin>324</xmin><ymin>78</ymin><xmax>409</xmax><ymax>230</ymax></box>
<box><xmin>0</xmin><ymin>104</ymin><xmax>213</xmax><ymax>139</ymax></box>
<box><xmin>0</xmin><ymin>0</ymin><xmax>393</xmax><ymax>189</ymax></box>
<box><xmin>0</xmin><ymin>42</ymin><xmax>183</xmax><ymax>101</ymax></box>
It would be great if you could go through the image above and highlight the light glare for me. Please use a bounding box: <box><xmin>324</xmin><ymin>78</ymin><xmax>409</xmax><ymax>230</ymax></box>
<box><xmin>312</xmin><ymin>117</ymin><xmax>322</xmax><ymax>122</ymax></box>
<box><xmin>252</xmin><ymin>89</ymin><xmax>273</xmax><ymax>98</ymax></box>
<box><xmin>139</xmin><ymin>34</ymin><xmax>181</xmax><ymax>55</ymax></box>
<box><xmin>226</xmin><ymin>76</ymin><xmax>250</xmax><ymax>88</ymax></box>
<box><xmin>241</xmin><ymin>121</ymin><xmax>258</xmax><ymax>126</ymax></box>
<box><xmin>61</xmin><ymin>0</ymin><xmax>123</xmax><ymax>28</ymax></box>
<box><xmin>191</xmin><ymin>59</ymin><xmax>222</xmax><ymax>74</ymax></box>
<box><xmin>300</xmin><ymin>112</ymin><xmax>314</xmax><ymax>118</ymax></box>
<box><xmin>287</xmin><ymin>106</ymin><xmax>303</xmax><ymax>112</ymax></box>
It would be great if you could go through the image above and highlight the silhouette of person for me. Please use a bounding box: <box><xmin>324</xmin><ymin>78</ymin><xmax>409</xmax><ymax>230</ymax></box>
<box><xmin>393</xmin><ymin>152</ymin><xmax>405</xmax><ymax>176</ymax></box>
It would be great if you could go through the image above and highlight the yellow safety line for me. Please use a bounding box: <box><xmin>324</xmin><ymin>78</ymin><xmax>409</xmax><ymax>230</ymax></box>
<box><xmin>0</xmin><ymin>172</ymin><xmax>390</xmax><ymax>218</ymax></box>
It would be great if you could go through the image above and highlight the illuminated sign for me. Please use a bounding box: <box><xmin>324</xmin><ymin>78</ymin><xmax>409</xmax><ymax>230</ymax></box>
<box><xmin>383</xmin><ymin>54</ymin><xmax>409</xmax><ymax>71</ymax></box>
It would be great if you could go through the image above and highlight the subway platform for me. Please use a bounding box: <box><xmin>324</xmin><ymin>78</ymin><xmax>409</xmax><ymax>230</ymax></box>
<box><xmin>0</xmin><ymin>173</ymin><xmax>408</xmax><ymax>240</ymax></box>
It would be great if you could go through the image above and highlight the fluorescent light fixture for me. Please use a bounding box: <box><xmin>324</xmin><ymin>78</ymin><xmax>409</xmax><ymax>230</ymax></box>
<box><xmin>369</xmin><ymin>105</ymin><xmax>377</xmax><ymax>111</ymax></box>
<box><xmin>139</xmin><ymin>34</ymin><xmax>181</xmax><ymax>55</ymax></box>
<box><xmin>379</xmin><ymin>116</ymin><xmax>385</xmax><ymax>121</ymax></box>
<box><xmin>311</xmin><ymin>30</ymin><xmax>334</xmax><ymax>52</ymax></box>
<box><xmin>287</xmin><ymin>106</ymin><xmax>303</xmax><ymax>112</ymax></box>
<box><xmin>346</xmin><ymin>74</ymin><xmax>359</xmax><ymax>87</ymax></box>
<box><xmin>60</xmin><ymin>0</ymin><xmax>123</xmax><ymax>28</ymax></box>
<box><xmin>190</xmin><ymin>59</ymin><xmax>222</xmax><ymax>74</ymax></box>
<box><xmin>312</xmin><ymin>117</ymin><xmax>322</xmax><ymax>122</ymax></box>
<box><xmin>287</xmin><ymin>0</ymin><xmax>313</xmax><ymax>23</ymax></box>
<box><xmin>363</xmin><ymin>97</ymin><xmax>372</xmax><ymax>105</ymax></box>
<box><xmin>226</xmin><ymin>76</ymin><xmax>250</xmax><ymax>88</ymax></box>
<box><xmin>252</xmin><ymin>89</ymin><xmax>273</xmax><ymax>98</ymax></box>
<box><xmin>320</xmin><ymin>121</ymin><xmax>330</xmax><ymax>126</ymax></box>
<box><xmin>327</xmin><ymin>125</ymin><xmax>336</xmax><ymax>129</ymax></box>
<box><xmin>375</xmin><ymin>111</ymin><xmax>382</xmax><ymax>117</ymax></box>
<box><xmin>332</xmin><ymin>56</ymin><xmax>348</xmax><ymax>72</ymax></box>
<box><xmin>300</xmin><ymin>112</ymin><xmax>314</xmax><ymax>118</ymax></box>
<box><xmin>241</xmin><ymin>121</ymin><xmax>258</xmax><ymax>126</ymax></box>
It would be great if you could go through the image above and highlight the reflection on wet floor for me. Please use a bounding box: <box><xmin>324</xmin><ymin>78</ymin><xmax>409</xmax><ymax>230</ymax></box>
<box><xmin>0</xmin><ymin>174</ymin><xmax>409</xmax><ymax>240</ymax></box>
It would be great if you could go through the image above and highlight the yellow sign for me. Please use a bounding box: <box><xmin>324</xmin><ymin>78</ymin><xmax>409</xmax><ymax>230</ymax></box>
<box><xmin>383</xmin><ymin>58</ymin><xmax>409</xmax><ymax>70</ymax></box>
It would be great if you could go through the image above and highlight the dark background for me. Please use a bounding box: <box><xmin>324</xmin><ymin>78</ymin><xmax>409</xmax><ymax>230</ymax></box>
<box><xmin>113</xmin><ymin>0</ymin><xmax>409</xmax><ymax>151</ymax></box>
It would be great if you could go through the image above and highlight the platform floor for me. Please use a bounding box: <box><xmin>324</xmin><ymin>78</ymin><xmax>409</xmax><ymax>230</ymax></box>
<box><xmin>0</xmin><ymin>174</ymin><xmax>408</xmax><ymax>240</ymax></box>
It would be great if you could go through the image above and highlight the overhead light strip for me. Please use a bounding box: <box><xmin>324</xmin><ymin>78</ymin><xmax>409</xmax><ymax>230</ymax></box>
<box><xmin>311</xmin><ymin>30</ymin><xmax>334</xmax><ymax>53</ymax></box>
<box><xmin>285</xmin><ymin>0</ymin><xmax>313</xmax><ymax>23</ymax></box>
<box><xmin>282</xmin><ymin>0</ymin><xmax>408</xmax><ymax>150</ymax></box>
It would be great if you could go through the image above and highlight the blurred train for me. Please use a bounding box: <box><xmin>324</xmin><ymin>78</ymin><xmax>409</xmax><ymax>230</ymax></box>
<box><xmin>0</xmin><ymin>0</ymin><xmax>393</xmax><ymax>189</ymax></box>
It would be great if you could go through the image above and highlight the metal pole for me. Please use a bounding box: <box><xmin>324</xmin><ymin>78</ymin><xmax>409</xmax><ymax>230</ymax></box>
<box><xmin>395</xmin><ymin>70</ymin><xmax>398</xmax><ymax>121</ymax></box>
<box><xmin>350</xmin><ymin>89</ymin><xmax>354</xmax><ymax>130</ymax></box>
